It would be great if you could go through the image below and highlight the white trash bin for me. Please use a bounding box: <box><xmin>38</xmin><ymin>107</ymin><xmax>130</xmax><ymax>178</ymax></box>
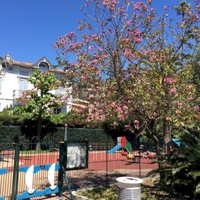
<box><xmin>116</xmin><ymin>177</ymin><xmax>143</xmax><ymax>200</ymax></box>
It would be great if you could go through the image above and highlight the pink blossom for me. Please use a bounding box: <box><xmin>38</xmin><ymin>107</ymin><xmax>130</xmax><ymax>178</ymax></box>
<box><xmin>102</xmin><ymin>0</ymin><xmax>117</xmax><ymax>11</ymax></box>
<box><xmin>91</xmin><ymin>66</ymin><xmax>97</xmax><ymax>70</ymax></box>
<box><xmin>133</xmin><ymin>36</ymin><xmax>142</xmax><ymax>43</ymax></box>
<box><xmin>102</xmin><ymin>54</ymin><xmax>108</xmax><ymax>59</ymax></box>
<box><xmin>175</xmin><ymin>110</ymin><xmax>182</xmax><ymax>114</ymax></box>
<box><xmin>164</xmin><ymin>77</ymin><xmax>177</xmax><ymax>84</ymax></box>
<box><xmin>70</xmin><ymin>32</ymin><xmax>75</xmax><ymax>37</ymax></box>
<box><xmin>194</xmin><ymin>105</ymin><xmax>199</xmax><ymax>110</ymax></box>
<box><xmin>172</xmin><ymin>74</ymin><xmax>178</xmax><ymax>77</ymax></box>
<box><xmin>133</xmin><ymin>2</ymin><xmax>148</xmax><ymax>11</ymax></box>
<box><xmin>81</xmin><ymin>75</ymin><xmax>86</xmax><ymax>80</ymax></box>
<box><xmin>78</xmin><ymin>25</ymin><xmax>84</xmax><ymax>30</ymax></box>
<box><xmin>163</xmin><ymin>5</ymin><xmax>167</xmax><ymax>10</ymax></box>
<box><xmin>145</xmin><ymin>16</ymin><xmax>153</xmax><ymax>22</ymax></box>
<box><xmin>95</xmin><ymin>116</ymin><xmax>100</xmax><ymax>121</ymax></box>
<box><xmin>125</xmin><ymin>124</ymin><xmax>131</xmax><ymax>130</ymax></box>
<box><xmin>192</xmin><ymin>14</ymin><xmax>199</xmax><ymax>22</ymax></box>
<box><xmin>124</xmin><ymin>49</ymin><xmax>132</xmax><ymax>59</ymax></box>
<box><xmin>118</xmin><ymin>115</ymin><xmax>125</xmax><ymax>121</ymax></box>
<box><xmin>122</xmin><ymin>105</ymin><xmax>128</xmax><ymax>111</ymax></box>
<box><xmin>86</xmin><ymin>23</ymin><xmax>92</xmax><ymax>29</ymax></box>
<box><xmin>176</xmin><ymin>101</ymin><xmax>183</xmax><ymax>106</ymax></box>
<box><xmin>112</xmin><ymin>122</ymin><xmax>118</xmax><ymax>127</ymax></box>
<box><xmin>117</xmin><ymin>107</ymin><xmax>122</xmax><ymax>112</ymax></box>
<box><xmin>134</xmin><ymin>120</ymin><xmax>140</xmax><ymax>129</ymax></box>
<box><xmin>133</xmin><ymin>3</ymin><xmax>140</xmax><ymax>10</ymax></box>
<box><xmin>125</xmin><ymin>20</ymin><xmax>131</xmax><ymax>26</ymax></box>
<box><xmin>69</xmin><ymin>44</ymin><xmax>76</xmax><ymax>50</ymax></box>
<box><xmin>188</xmin><ymin>85</ymin><xmax>193</xmax><ymax>89</ymax></box>
<box><xmin>170</xmin><ymin>89</ymin><xmax>176</xmax><ymax>94</ymax></box>
<box><xmin>89</xmin><ymin>46</ymin><xmax>94</xmax><ymax>51</ymax></box>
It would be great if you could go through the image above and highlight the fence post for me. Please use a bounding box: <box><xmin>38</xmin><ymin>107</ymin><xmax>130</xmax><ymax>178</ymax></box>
<box><xmin>58</xmin><ymin>141</ymin><xmax>66</xmax><ymax>198</ymax></box>
<box><xmin>11</xmin><ymin>143</ymin><xmax>20</xmax><ymax>200</ymax></box>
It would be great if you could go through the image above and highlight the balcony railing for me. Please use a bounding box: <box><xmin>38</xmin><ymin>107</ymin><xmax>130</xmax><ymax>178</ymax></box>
<box><xmin>13</xmin><ymin>89</ymin><xmax>25</xmax><ymax>99</ymax></box>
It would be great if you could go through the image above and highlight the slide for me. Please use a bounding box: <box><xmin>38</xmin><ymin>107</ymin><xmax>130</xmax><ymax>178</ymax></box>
<box><xmin>107</xmin><ymin>144</ymin><xmax>121</xmax><ymax>154</ymax></box>
<box><xmin>125</xmin><ymin>140</ymin><xmax>132</xmax><ymax>152</ymax></box>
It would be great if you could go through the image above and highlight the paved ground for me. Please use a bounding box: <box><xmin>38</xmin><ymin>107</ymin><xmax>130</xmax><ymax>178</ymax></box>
<box><xmin>29</xmin><ymin>193</ymin><xmax>72</xmax><ymax>200</ymax></box>
<box><xmin>34</xmin><ymin>193</ymin><xmax>81</xmax><ymax>200</ymax></box>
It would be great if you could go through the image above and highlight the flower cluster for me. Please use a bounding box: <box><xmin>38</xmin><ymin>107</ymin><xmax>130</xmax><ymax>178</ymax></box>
<box><xmin>163</xmin><ymin>77</ymin><xmax>178</xmax><ymax>84</ymax></box>
<box><xmin>133</xmin><ymin>2</ymin><xmax>148</xmax><ymax>12</ymax></box>
<box><xmin>102</xmin><ymin>0</ymin><xmax>118</xmax><ymax>11</ymax></box>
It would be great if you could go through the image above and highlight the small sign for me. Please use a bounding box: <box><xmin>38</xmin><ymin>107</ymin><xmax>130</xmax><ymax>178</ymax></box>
<box><xmin>66</xmin><ymin>142</ymin><xmax>88</xmax><ymax>170</ymax></box>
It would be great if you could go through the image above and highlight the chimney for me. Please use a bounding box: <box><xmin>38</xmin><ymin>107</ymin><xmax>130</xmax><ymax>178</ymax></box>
<box><xmin>5</xmin><ymin>54</ymin><xmax>11</xmax><ymax>61</ymax></box>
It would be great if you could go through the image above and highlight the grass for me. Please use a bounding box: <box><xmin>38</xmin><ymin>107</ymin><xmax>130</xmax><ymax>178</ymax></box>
<box><xmin>20</xmin><ymin>150</ymin><xmax>49</xmax><ymax>154</ymax></box>
<box><xmin>19</xmin><ymin>147</ymin><xmax>59</xmax><ymax>154</ymax></box>
<box><xmin>76</xmin><ymin>177</ymin><xmax>186</xmax><ymax>200</ymax></box>
<box><xmin>76</xmin><ymin>186</ymin><xmax>118</xmax><ymax>200</ymax></box>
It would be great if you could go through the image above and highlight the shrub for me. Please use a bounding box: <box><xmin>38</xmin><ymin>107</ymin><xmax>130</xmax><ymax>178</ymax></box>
<box><xmin>154</xmin><ymin>128</ymin><xmax>200</xmax><ymax>199</ymax></box>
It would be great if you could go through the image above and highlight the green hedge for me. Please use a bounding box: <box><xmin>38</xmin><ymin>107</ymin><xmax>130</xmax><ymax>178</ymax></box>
<box><xmin>0</xmin><ymin>126</ymin><xmax>120</xmax><ymax>150</ymax></box>
<box><xmin>0</xmin><ymin>126</ymin><xmax>29</xmax><ymax>150</ymax></box>
<box><xmin>0</xmin><ymin>125</ymin><xmax>135</xmax><ymax>150</ymax></box>
<box><xmin>41</xmin><ymin>127</ymin><xmax>117</xmax><ymax>150</ymax></box>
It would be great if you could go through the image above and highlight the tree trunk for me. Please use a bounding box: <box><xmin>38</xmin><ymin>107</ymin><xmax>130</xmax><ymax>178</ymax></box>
<box><xmin>151</xmin><ymin>134</ymin><xmax>160</xmax><ymax>156</ymax></box>
<box><xmin>163</xmin><ymin>119</ymin><xmax>171</xmax><ymax>154</ymax></box>
<box><xmin>146</xmin><ymin>120</ymin><xmax>160</xmax><ymax>156</ymax></box>
<box><xmin>35</xmin><ymin>115</ymin><xmax>42</xmax><ymax>150</ymax></box>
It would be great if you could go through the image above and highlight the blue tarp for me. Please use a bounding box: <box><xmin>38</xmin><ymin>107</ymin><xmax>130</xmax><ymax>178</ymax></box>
<box><xmin>166</xmin><ymin>138</ymin><xmax>182</xmax><ymax>147</ymax></box>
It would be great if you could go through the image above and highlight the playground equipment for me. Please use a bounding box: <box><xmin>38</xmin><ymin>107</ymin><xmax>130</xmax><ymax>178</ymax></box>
<box><xmin>108</xmin><ymin>137</ymin><xmax>132</xmax><ymax>154</ymax></box>
<box><xmin>108</xmin><ymin>136</ymin><xmax>135</xmax><ymax>159</ymax></box>
<box><xmin>108</xmin><ymin>136</ymin><xmax>157</xmax><ymax>160</ymax></box>
<box><xmin>143</xmin><ymin>151</ymin><xmax>156</xmax><ymax>159</ymax></box>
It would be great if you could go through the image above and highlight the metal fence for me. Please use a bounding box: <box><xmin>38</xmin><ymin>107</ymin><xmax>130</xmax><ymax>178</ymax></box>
<box><xmin>0</xmin><ymin>142</ymin><xmax>158</xmax><ymax>199</ymax></box>
<box><xmin>0</xmin><ymin>143</ymin><xmax>60</xmax><ymax>200</ymax></box>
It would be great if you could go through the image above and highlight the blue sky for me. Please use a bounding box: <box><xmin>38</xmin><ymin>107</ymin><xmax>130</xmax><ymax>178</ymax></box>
<box><xmin>0</xmin><ymin>0</ymin><xmax>195</xmax><ymax>65</ymax></box>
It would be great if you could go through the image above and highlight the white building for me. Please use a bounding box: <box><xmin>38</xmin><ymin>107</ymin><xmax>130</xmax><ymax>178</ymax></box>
<box><xmin>0</xmin><ymin>54</ymin><xmax>72</xmax><ymax>113</ymax></box>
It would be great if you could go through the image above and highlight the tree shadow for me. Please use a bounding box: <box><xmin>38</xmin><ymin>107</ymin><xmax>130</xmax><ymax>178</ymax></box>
<box><xmin>64</xmin><ymin>171</ymin><xmax>130</xmax><ymax>191</ymax></box>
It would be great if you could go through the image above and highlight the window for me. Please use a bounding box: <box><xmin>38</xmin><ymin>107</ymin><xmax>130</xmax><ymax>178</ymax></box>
<box><xmin>13</xmin><ymin>104</ymin><xmax>18</xmax><ymax>109</ymax></box>
<box><xmin>20</xmin><ymin>70</ymin><xmax>29</xmax><ymax>76</ymax></box>
<box><xmin>39</xmin><ymin>63</ymin><xmax>48</xmax><ymax>72</ymax></box>
<box><xmin>19</xmin><ymin>78</ymin><xmax>28</xmax><ymax>96</ymax></box>
<box><xmin>54</xmin><ymin>108</ymin><xmax>61</xmax><ymax>114</ymax></box>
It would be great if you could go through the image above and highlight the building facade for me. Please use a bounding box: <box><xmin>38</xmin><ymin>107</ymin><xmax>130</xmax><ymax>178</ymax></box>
<box><xmin>0</xmin><ymin>54</ymin><xmax>72</xmax><ymax>113</ymax></box>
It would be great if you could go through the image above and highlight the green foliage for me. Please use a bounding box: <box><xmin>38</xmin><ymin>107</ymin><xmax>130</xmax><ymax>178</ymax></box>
<box><xmin>0</xmin><ymin>126</ymin><xmax>29</xmax><ymax>151</ymax></box>
<box><xmin>14</xmin><ymin>69</ymin><xmax>63</xmax><ymax>121</ymax></box>
<box><xmin>192</xmin><ymin>43</ymin><xmax>200</xmax><ymax>96</ymax></box>
<box><xmin>0</xmin><ymin>106</ymin><xmax>23</xmax><ymax>126</ymax></box>
<box><xmin>63</xmin><ymin>110</ymin><xmax>104</xmax><ymax>128</ymax></box>
<box><xmin>152</xmin><ymin>128</ymin><xmax>200</xmax><ymax>198</ymax></box>
<box><xmin>0</xmin><ymin>125</ymin><xmax>114</xmax><ymax>151</ymax></box>
<box><xmin>13</xmin><ymin>69</ymin><xmax>66</xmax><ymax>149</ymax></box>
<box><xmin>63</xmin><ymin>110</ymin><xmax>88</xmax><ymax>128</ymax></box>
<box><xmin>50</xmin><ymin>113</ymin><xmax>65</xmax><ymax>125</ymax></box>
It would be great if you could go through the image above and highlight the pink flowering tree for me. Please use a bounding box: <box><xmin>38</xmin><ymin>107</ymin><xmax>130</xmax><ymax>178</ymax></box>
<box><xmin>14</xmin><ymin>69</ymin><xmax>66</xmax><ymax>150</ymax></box>
<box><xmin>55</xmin><ymin>0</ymin><xmax>200</xmax><ymax>155</ymax></box>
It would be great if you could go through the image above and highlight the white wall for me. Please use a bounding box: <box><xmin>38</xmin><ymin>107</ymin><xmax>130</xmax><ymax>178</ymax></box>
<box><xmin>0</xmin><ymin>64</ymin><xmax>72</xmax><ymax>113</ymax></box>
<box><xmin>0</xmin><ymin>66</ymin><xmax>32</xmax><ymax>111</ymax></box>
